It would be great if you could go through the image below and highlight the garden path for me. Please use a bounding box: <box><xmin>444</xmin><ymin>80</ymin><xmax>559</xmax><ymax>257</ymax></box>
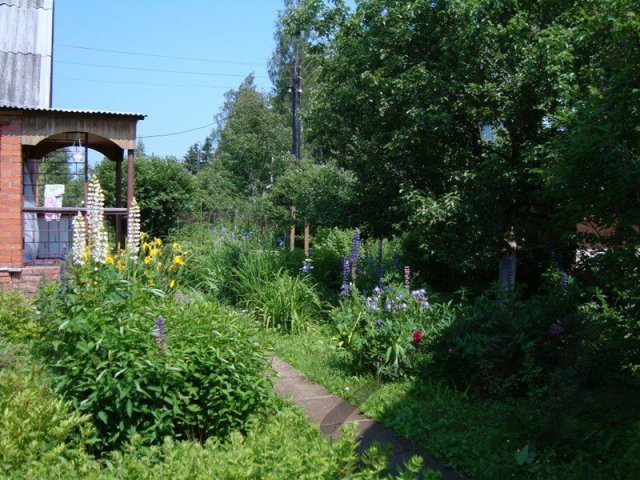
<box><xmin>270</xmin><ymin>356</ymin><xmax>465</xmax><ymax>480</ymax></box>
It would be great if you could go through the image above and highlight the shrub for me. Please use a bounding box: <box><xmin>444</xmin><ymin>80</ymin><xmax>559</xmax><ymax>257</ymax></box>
<box><xmin>36</xmin><ymin>262</ymin><xmax>274</xmax><ymax>453</ymax></box>
<box><xmin>95</xmin><ymin>155</ymin><xmax>198</xmax><ymax>238</ymax></box>
<box><xmin>0</xmin><ymin>342</ymin><xmax>95</xmax><ymax>476</ymax></box>
<box><xmin>0</xmin><ymin>290</ymin><xmax>39</xmax><ymax>343</ymax></box>
<box><xmin>331</xmin><ymin>285</ymin><xmax>453</xmax><ymax>379</ymax></box>
<box><xmin>427</xmin><ymin>282</ymin><xmax>621</xmax><ymax>396</ymax></box>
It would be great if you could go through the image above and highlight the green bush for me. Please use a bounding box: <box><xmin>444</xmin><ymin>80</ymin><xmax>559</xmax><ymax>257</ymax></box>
<box><xmin>0</xmin><ymin>290</ymin><xmax>39</xmax><ymax>343</ymax></box>
<box><xmin>0</xmin><ymin>342</ymin><xmax>95</xmax><ymax>476</ymax></box>
<box><xmin>95</xmin><ymin>155</ymin><xmax>197</xmax><ymax>238</ymax></box>
<box><xmin>427</xmin><ymin>281</ymin><xmax>624</xmax><ymax>396</ymax></box>
<box><xmin>233</xmin><ymin>249</ymin><xmax>323</xmax><ymax>332</ymax></box>
<box><xmin>36</xmin><ymin>264</ymin><xmax>274</xmax><ymax>453</ymax></box>
<box><xmin>331</xmin><ymin>285</ymin><xmax>452</xmax><ymax>379</ymax></box>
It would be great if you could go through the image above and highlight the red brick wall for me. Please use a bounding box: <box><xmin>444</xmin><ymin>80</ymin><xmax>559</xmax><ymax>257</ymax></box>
<box><xmin>0</xmin><ymin>113</ymin><xmax>23</xmax><ymax>269</ymax></box>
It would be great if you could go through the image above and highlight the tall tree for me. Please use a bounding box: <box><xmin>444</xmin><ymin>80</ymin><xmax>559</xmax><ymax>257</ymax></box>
<box><xmin>286</xmin><ymin>0</ymin><xmax>581</xmax><ymax>290</ymax></box>
<box><xmin>213</xmin><ymin>75</ymin><xmax>292</xmax><ymax>196</ymax></box>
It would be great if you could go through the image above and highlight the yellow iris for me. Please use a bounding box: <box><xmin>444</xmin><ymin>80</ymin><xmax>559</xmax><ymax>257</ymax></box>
<box><xmin>169</xmin><ymin>279</ymin><xmax>176</xmax><ymax>288</ymax></box>
<box><xmin>172</xmin><ymin>255</ymin><xmax>185</xmax><ymax>266</ymax></box>
<box><xmin>172</xmin><ymin>242</ymin><xmax>181</xmax><ymax>250</ymax></box>
<box><xmin>105</xmin><ymin>255</ymin><xmax>114</xmax><ymax>265</ymax></box>
<box><xmin>154</xmin><ymin>237</ymin><xmax>163</xmax><ymax>247</ymax></box>
<box><xmin>143</xmin><ymin>256</ymin><xmax>152</xmax><ymax>264</ymax></box>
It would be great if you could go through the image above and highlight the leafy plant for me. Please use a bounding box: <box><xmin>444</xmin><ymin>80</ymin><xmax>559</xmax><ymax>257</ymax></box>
<box><xmin>332</xmin><ymin>285</ymin><xmax>452</xmax><ymax>379</ymax></box>
<box><xmin>36</xmin><ymin>260</ymin><xmax>274</xmax><ymax>452</ymax></box>
<box><xmin>0</xmin><ymin>290</ymin><xmax>39</xmax><ymax>343</ymax></box>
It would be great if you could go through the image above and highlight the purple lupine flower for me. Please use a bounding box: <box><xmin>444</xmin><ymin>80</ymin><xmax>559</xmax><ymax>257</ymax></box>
<box><xmin>384</xmin><ymin>300</ymin><xmax>392</xmax><ymax>312</ymax></box>
<box><xmin>549</xmin><ymin>323</ymin><xmax>564</xmax><ymax>336</ymax></box>
<box><xmin>340</xmin><ymin>257</ymin><xmax>351</xmax><ymax>297</ymax></box>
<box><xmin>351</xmin><ymin>229</ymin><xmax>361</xmax><ymax>278</ymax></box>
<box><xmin>372</xmin><ymin>286</ymin><xmax>382</xmax><ymax>297</ymax></box>
<box><xmin>155</xmin><ymin>315</ymin><xmax>167</xmax><ymax>354</ymax></box>
<box><xmin>404</xmin><ymin>266</ymin><xmax>411</xmax><ymax>287</ymax></box>
<box><xmin>375</xmin><ymin>319</ymin><xmax>384</xmax><ymax>328</ymax></box>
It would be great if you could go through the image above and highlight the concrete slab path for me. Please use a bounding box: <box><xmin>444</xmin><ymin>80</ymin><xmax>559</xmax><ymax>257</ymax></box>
<box><xmin>270</xmin><ymin>356</ymin><xmax>465</xmax><ymax>480</ymax></box>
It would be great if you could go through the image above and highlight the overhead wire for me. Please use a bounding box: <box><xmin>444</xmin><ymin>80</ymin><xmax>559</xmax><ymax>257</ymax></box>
<box><xmin>56</xmin><ymin>60</ymin><xmax>268</xmax><ymax>79</ymax></box>
<box><xmin>54</xmin><ymin>76</ymin><xmax>232</xmax><ymax>89</ymax></box>
<box><xmin>55</xmin><ymin>43</ymin><xmax>265</xmax><ymax>67</ymax></box>
<box><xmin>137</xmin><ymin>121</ymin><xmax>216</xmax><ymax>139</ymax></box>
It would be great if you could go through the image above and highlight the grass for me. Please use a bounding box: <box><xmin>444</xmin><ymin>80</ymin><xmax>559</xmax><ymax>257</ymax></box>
<box><xmin>263</xmin><ymin>323</ymin><xmax>639</xmax><ymax>480</ymax></box>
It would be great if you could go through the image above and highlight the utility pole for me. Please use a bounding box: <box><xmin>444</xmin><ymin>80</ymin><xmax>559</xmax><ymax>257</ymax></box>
<box><xmin>291</xmin><ymin>55</ymin><xmax>301</xmax><ymax>160</ymax></box>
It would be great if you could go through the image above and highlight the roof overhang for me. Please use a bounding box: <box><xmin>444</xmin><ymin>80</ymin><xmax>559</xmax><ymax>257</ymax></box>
<box><xmin>0</xmin><ymin>106</ymin><xmax>145</xmax><ymax>160</ymax></box>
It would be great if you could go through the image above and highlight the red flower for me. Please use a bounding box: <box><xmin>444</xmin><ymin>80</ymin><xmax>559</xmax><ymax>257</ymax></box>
<box><xmin>412</xmin><ymin>330</ymin><xmax>424</xmax><ymax>344</ymax></box>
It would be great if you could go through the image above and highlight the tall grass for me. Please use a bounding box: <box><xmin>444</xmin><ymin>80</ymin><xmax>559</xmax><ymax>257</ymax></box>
<box><xmin>233</xmin><ymin>250</ymin><xmax>323</xmax><ymax>333</ymax></box>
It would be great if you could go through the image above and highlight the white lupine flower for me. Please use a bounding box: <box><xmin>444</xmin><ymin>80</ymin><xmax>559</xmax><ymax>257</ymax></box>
<box><xmin>87</xmin><ymin>177</ymin><xmax>108</xmax><ymax>263</ymax></box>
<box><xmin>127</xmin><ymin>197</ymin><xmax>141</xmax><ymax>260</ymax></box>
<box><xmin>71</xmin><ymin>213</ymin><xmax>87</xmax><ymax>265</ymax></box>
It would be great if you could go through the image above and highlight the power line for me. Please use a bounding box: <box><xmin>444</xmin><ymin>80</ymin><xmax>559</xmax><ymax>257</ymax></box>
<box><xmin>55</xmin><ymin>43</ymin><xmax>265</xmax><ymax>67</ymax></box>
<box><xmin>56</xmin><ymin>60</ymin><xmax>268</xmax><ymax>79</ymax></box>
<box><xmin>138</xmin><ymin>121</ymin><xmax>216</xmax><ymax>139</ymax></box>
<box><xmin>54</xmin><ymin>76</ymin><xmax>232</xmax><ymax>89</ymax></box>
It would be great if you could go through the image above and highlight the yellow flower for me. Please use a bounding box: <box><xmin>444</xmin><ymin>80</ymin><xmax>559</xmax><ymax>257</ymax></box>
<box><xmin>149</xmin><ymin>248</ymin><xmax>160</xmax><ymax>257</ymax></box>
<box><xmin>172</xmin><ymin>255</ymin><xmax>185</xmax><ymax>266</ymax></box>
<box><xmin>169</xmin><ymin>279</ymin><xmax>176</xmax><ymax>288</ymax></box>
<box><xmin>156</xmin><ymin>262</ymin><xmax>163</xmax><ymax>270</ymax></box>
<box><xmin>143</xmin><ymin>256</ymin><xmax>152</xmax><ymax>264</ymax></box>
<box><xmin>105</xmin><ymin>255</ymin><xmax>114</xmax><ymax>265</ymax></box>
<box><xmin>140</xmin><ymin>231</ymin><xmax>148</xmax><ymax>240</ymax></box>
<box><xmin>153</xmin><ymin>237</ymin><xmax>163</xmax><ymax>247</ymax></box>
<box><xmin>172</xmin><ymin>242</ymin><xmax>181</xmax><ymax>250</ymax></box>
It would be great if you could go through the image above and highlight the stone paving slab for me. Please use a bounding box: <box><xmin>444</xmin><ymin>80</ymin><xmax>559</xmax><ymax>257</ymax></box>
<box><xmin>270</xmin><ymin>356</ymin><xmax>465</xmax><ymax>480</ymax></box>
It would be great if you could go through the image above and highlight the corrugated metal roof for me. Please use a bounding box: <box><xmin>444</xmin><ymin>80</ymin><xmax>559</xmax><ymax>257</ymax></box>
<box><xmin>0</xmin><ymin>0</ymin><xmax>52</xmax><ymax>108</ymax></box>
<box><xmin>0</xmin><ymin>1</ymin><xmax>53</xmax><ymax>54</ymax></box>
<box><xmin>0</xmin><ymin>0</ymin><xmax>52</xmax><ymax>9</ymax></box>
<box><xmin>0</xmin><ymin>104</ymin><xmax>146</xmax><ymax>119</ymax></box>
<box><xmin>0</xmin><ymin>52</ymin><xmax>48</xmax><ymax>107</ymax></box>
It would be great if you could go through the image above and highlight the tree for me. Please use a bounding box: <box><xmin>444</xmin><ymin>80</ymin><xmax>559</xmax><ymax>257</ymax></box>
<box><xmin>213</xmin><ymin>75</ymin><xmax>291</xmax><ymax>196</ymax></box>
<box><xmin>286</xmin><ymin>0</ymin><xmax>581</xmax><ymax>291</ymax></box>
<box><xmin>183</xmin><ymin>136</ymin><xmax>214</xmax><ymax>175</ymax></box>
<box><xmin>548</xmin><ymin>0</ymin><xmax>640</xmax><ymax>247</ymax></box>
<box><xmin>267</xmin><ymin>159</ymin><xmax>357</xmax><ymax>228</ymax></box>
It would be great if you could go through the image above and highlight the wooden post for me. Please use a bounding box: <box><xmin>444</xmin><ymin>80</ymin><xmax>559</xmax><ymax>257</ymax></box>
<box><xmin>115</xmin><ymin>156</ymin><xmax>123</xmax><ymax>248</ymax></box>
<box><xmin>304</xmin><ymin>224</ymin><xmax>310</xmax><ymax>257</ymax></box>
<box><xmin>290</xmin><ymin>206</ymin><xmax>296</xmax><ymax>251</ymax></box>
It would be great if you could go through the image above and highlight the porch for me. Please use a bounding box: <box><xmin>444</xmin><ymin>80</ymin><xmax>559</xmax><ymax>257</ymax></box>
<box><xmin>0</xmin><ymin>106</ymin><xmax>144</xmax><ymax>292</ymax></box>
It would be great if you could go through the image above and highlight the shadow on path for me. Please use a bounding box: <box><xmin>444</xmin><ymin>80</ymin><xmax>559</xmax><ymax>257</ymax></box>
<box><xmin>270</xmin><ymin>357</ymin><xmax>465</xmax><ymax>479</ymax></box>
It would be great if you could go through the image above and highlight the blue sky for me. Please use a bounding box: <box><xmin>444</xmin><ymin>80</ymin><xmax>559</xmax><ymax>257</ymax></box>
<box><xmin>53</xmin><ymin>0</ymin><xmax>285</xmax><ymax>160</ymax></box>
